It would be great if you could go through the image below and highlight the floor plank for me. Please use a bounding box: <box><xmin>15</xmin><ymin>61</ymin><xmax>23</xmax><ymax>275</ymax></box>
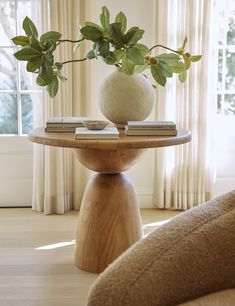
<box><xmin>0</xmin><ymin>208</ymin><xmax>179</xmax><ymax>306</ymax></box>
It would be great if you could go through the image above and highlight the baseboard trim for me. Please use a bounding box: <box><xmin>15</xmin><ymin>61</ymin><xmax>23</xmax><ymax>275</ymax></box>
<box><xmin>136</xmin><ymin>191</ymin><xmax>154</xmax><ymax>208</ymax></box>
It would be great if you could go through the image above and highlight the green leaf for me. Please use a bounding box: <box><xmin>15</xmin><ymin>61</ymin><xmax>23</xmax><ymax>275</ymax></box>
<box><xmin>23</xmin><ymin>16</ymin><xmax>38</xmax><ymax>37</ymax></box>
<box><xmin>47</xmin><ymin>76</ymin><xmax>59</xmax><ymax>98</ymax></box>
<box><xmin>11</xmin><ymin>35</ymin><xmax>30</xmax><ymax>46</ymax></box>
<box><xmin>178</xmin><ymin>37</ymin><xmax>188</xmax><ymax>52</ymax></box>
<box><xmin>44</xmin><ymin>52</ymin><xmax>54</xmax><ymax>65</ymax></box>
<box><xmin>151</xmin><ymin>65</ymin><xmax>166</xmax><ymax>86</ymax></box>
<box><xmin>183</xmin><ymin>54</ymin><xmax>191</xmax><ymax>69</ymax></box>
<box><xmin>98</xmin><ymin>40</ymin><xmax>110</xmax><ymax>57</ymax></box>
<box><xmin>113</xmin><ymin>49</ymin><xmax>124</xmax><ymax>63</ymax></box>
<box><xmin>40</xmin><ymin>31</ymin><xmax>62</xmax><ymax>43</ymax></box>
<box><xmin>158</xmin><ymin>61</ymin><xmax>173</xmax><ymax>77</ymax></box>
<box><xmin>179</xmin><ymin>70</ymin><xmax>187</xmax><ymax>82</ymax></box>
<box><xmin>36</xmin><ymin>65</ymin><xmax>54</xmax><ymax>86</ymax></box>
<box><xmin>100</xmin><ymin>6</ymin><xmax>110</xmax><ymax>30</ymax></box>
<box><xmin>103</xmin><ymin>52</ymin><xmax>117</xmax><ymax>65</ymax></box>
<box><xmin>80</xmin><ymin>26</ymin><xmax>103</xmax><ymax>42</ymax></box>
<box><xmin>44</xmin><ymin>41</ymin><xmax>57</xmax><ymax>52</ymax></box>
<box><xmin>171</xmin><ymin>62</ymin><xmax>186</xmax><ymax>73</ymax></box>
<box><xmin>73</xmin><ymin>25</ymin><xmax>83</xmax><ymax>52</ymax></box>
<box><xmin>126</xmin><ymin>47</ymin><xmax>145</xmax><ymax>65</ymax></box>
<box><xmin>92</xmin><ymin>42</ymin><xmax>99</xmax><ymax>57</ymax></box>
<box><xmin>26</xmin><ymin>56</ymin><xmax>42</xmax><ymax>72</ymax></box>
<box><xmin>54</xmin><ymin>62</ymin><xmax>63</xmax><ymax>70</ymax></box>
<box><xmin>134</xmin><ymin>44</ymin><xmax>150</xmax><ymax>56</ymax></box>
<box><xmin>134</xmin><ymin>62</ymin><xmax>149</xmax><ymax>74</ymax></box>
<box><xmin>13</xmin><ymin>47</ymin><xmax>41</xmax><ymax>61</ymax></box>
<box><xmin>84</xmin><ymin>21</ymin><xmax>103</xmax><ymax>32</ymax></box>
<box><xmin>125</xmin><ymin>27</ymin><xmax>144</xmax><ymax>45</ymax></box>
<box><xmin>115</xmin><ymin>11</ymin><xmax>127</xmax><ymax>33</ymax></box>
<box><xmin>191</xmin><ymin>55</ymin><xmax>202</xmax><ymax>62</ymax></box>
<box><xmin>56</xmin><ymin>70</ymin><xmax>67</xmax><ymax>82</ymax></box>
<box><xmin>156</xmin><ymin>53</ymin><xmax>180</xmax><ymax>65</ymax></box>
<box><xmin>107</xmin><ymin>23</ymin><xmax>125</xmax><ymax>48</ymax></box>
<box><xmin>30</xmin><ymin>35</ymin><xmax>42</xmax><ymax>50</ymax></box>
<box><xmin>86</xmin><ymin>50</ymin><xmax>96</xmax><ymax>59</ymax></box>
<box><xmin>121</xmin><ymin>52</ymin><xmax>135</xmax><ymax>74</ymax></box>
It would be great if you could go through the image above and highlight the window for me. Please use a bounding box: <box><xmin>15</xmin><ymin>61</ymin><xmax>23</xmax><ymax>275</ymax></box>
<box><xmin>217</xmin><ymin>0</ymin><xmax>235</xmax><ymax>116</ymax></box>
<box><xmin>0</xmin><ymin>0</ymin><xmax>41</xmax><ymax>135</ymax></box>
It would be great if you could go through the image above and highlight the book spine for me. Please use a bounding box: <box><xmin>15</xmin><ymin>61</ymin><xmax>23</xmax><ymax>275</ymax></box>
<box><xmin>45</xmin><ymin>128</ymin><xmax>75</xmax><ymax>132</ymax></box>
<box><xmin>127</xmin><ymin>125</ymin><xmax>176</xmax><ymax>130</ymax></box>
<box><xmin>125</xmin><ymin>129</ymin><xmax>177</xmax><ymax>136</ymax></box>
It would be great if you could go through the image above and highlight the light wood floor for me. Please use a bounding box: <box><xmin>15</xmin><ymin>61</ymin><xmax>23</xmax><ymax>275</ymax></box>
<box><xmin>0</xmin><ymin>208</ymin><xmax>180</xmax><ymax>306</ymax></box>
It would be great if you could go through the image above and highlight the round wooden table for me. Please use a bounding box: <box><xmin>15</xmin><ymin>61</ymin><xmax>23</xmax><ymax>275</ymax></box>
<box><xmin>29</xmin><ymin>128</ymin><xmax>191</xmax><ymax>273</ymax></box>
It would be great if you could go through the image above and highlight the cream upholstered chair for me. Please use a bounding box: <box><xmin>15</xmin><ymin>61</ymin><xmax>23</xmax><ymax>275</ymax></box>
<box><xmin>86</xmin><ymin>191</ymin><xmax>235</xmax><ymax>306</ymax></box>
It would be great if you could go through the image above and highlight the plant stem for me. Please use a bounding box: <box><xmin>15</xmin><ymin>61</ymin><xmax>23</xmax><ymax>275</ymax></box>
<box><xmin>150</xmin><ymin>44</ymin><xmax>181</xmax><ymax>54</ymax></box>
<box><xmin>58</xmin><ymin>37</ymin><xmax>85</xmax><ymax>43</ymax></box>
<box><xmin>61</xmin><ymin>58</ymin><xmax>87</xmax><ymax>65</ymax></box>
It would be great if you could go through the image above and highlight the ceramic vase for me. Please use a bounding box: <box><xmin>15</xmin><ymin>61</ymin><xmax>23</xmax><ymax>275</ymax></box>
<box><xmin>99</xmin><ymin>70</ymin><xmax>156</xmax><ymax>127</ymax></box>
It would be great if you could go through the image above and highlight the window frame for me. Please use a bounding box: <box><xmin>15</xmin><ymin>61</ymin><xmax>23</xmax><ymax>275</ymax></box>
<box><xmin>0</xmin><ymin>0</ymin><xmax>41</xmax><ymax>136</ymax></box>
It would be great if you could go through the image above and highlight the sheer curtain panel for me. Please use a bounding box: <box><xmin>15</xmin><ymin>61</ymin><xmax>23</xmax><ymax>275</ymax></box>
<box><xmin>32</xmin><ymin>0</ymin><xmax>89</xmax><ymax>214</ymax></box>
<box><xmin>152</xmin><ymin>0</ymin><xmax>216</xmax><ymax>209</ymax></box>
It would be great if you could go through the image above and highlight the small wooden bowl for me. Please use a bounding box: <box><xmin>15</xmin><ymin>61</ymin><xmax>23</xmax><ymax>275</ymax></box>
<box><xmin>83</xmin><ymin>120</ymin><xmax>109</xmax><ymax>130</ymax></box>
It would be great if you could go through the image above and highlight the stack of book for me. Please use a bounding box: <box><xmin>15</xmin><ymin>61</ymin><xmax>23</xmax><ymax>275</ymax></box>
<box><xmin>45</xmin><ymin>117</ymin><xmax>89</xmax><ymax>132</ymax></box>
<box><xmin>75</xmin><ymin>127</ymin><xmax>119</xmax><ymax>140</ymax></box>
<box><xmin>125</xmin><ymin>121</ymin><xmax>177</xmax><ymax>136</ymax></box>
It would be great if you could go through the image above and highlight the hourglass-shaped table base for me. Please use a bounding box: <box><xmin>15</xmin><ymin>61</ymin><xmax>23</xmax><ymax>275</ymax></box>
<box><xmin>28</xmin><ymin>128</ymin><xmax>191</xmax><ymax>273</ymax></box>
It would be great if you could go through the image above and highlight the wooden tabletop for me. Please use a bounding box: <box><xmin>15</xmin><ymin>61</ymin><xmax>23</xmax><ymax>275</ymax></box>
<box><xmin>28</xmin><ymin>127</ymin><xmax>191</xmax><ymax>150</ymax></box>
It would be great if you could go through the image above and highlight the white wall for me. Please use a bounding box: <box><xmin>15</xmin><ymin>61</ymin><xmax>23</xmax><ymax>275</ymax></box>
<box><xmin>215</xmin><ymin>135</ymin><xmax>235</xmax><ymax>197</ymax></box>
<box><xmin>0</xmin><ymin>137</ymin><xmax>33</xmax><ymax>206</ymax></box>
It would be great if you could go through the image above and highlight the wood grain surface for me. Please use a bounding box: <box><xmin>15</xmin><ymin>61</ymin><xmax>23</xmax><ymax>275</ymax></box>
<box><xmin>74</xmin><ymin>173</ymin><xmax>143</xmax><ymax>273</ymax></box>
<box><xmin>28</xmin><ymin>127</ymin><xmax>191</xmax><ymax>150</ymax></box>
<box><xmin>73</xmin><ymin>148</ymin><xmax>144</xmax><ymax>172</ymax></box>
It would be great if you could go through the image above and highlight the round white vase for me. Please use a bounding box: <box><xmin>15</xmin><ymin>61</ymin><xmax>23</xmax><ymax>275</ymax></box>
<box><xmin>99</xmin><ymin>70</ymin><xmax>156</xmax><ymax>127</ymax></box>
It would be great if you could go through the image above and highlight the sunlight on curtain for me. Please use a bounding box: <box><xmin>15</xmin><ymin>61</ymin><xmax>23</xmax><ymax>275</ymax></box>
<box><xmin>153</xmin><ymin>0</ymin><xmax>217</xmax><ymax>209</ymax></box>
<box><xmin>32</xmin><ymin>0</ymin><xmax>89</xmax><ymax>214</ymax></box>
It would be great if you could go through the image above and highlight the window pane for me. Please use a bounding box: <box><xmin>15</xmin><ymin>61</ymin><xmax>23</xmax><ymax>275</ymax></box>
<box><xmin>227</xmin><ymin>17</ymin><xmax>235</xmax><ymax>45</ymax></box>
<box><xmin>0</xmin><ymin>48</ymin><xmax>17</xmax><ymax>90</ymax></box>
<box><xmin>0</xmin><ymin>0</ymin><xmax>16</xmax><ymax>45</ymax></box>
<box><xmin>218</xmin><ymin>49</ymin><xmax>223</xmax><ymax>90</ymax></box>
<box><xmin>20</xmin><ymin>61</ymin><xmax>36</xmax><ymax>90</ymax></box>
<box><xmin>226</xmin><ymin>50</ymin><xmax>235</xmax><ymax>90</ymax></box>
<box><xmin>227</xmin><ymin>0</ymin><xmax>235</xmax><ymax>45</ymax></box>
<box><xmin>217</xmin><ymin>94</ymin><xmax>222</xmax><ymax>114</ymax></box>
<box><xmin>0</xmin><ymin>93</ymin><xmax>18</xmax><ymax>134</ymax></box>
<box><xmin>224</xmin><ymin>94</ymin><xmax>235</xmax><ymax>114</ymax></box>
<box><xmin>217</xmin><ymin>3</ymin><xmax>226</xmax><ymax>46</ymax></box>
<box><xmin>21</xmin><ymin>94</ymin><xmax>33</xmax><ymax>134</ymax></box>
<box><xmin>17</xmin><ymin>0</ymin><xmax>32</xmax><ymax>35</ymax></box>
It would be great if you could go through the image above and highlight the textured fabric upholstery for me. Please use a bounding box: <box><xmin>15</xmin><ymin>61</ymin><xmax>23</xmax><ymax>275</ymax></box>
<box><xmin>178</xmin><ymin>289</ymin><xmax>235</xmax><ymax>306</ymax></box>
<box><xmin>87</xmin><ymin>191</ymin><xmax>235</xmax><ymax>306</ymax></box>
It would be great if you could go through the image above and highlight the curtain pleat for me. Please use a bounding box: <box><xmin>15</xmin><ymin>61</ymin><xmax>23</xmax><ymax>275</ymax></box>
<box><xmin>32</xmin><ymin>0</ymin><xmax>89</xmax><ymax>214</ymax></box>
<box><xmin>153</xmin><ymin>0</ymin><xmax>216</xmax><ymax>210</ymax></box>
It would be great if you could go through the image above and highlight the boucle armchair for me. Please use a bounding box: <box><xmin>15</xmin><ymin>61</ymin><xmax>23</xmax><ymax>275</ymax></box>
<box><xmin>87</xmin><ymin>190</ymin><xmax>235</xmax><ymax>306</ymax></box>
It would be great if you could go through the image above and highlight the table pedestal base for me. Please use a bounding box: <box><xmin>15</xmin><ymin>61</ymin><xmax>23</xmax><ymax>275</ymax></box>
<box><xmin>74</xmin><ymin>173</ymin><xmax>143</xmax><ymax>273</ymax></box>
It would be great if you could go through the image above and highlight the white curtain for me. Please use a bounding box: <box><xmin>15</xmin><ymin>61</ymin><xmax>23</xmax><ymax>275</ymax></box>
<box><xmin>32</xmin><ymin>0</ymin><xmax>89</xmax><ymax>214</ymax></box>
<box><xmin>152</xmin><ymin>0</ymin><xmax>217</xmax><ymax>209</ymax></box>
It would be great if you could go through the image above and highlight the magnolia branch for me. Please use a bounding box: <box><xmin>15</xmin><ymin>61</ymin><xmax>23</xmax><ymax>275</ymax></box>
<box><xmin>58</xmin><ymin>37</ymin><xmax>85</xmax><ymax>43</ymax></box>
<box><xmin>150</xmin><ymin>44</ymin><xmax>181</xmax><ymax>54</ymax></box>
<box><xmin>61</xmin><ymin>58</ymin><xmax>87</xmax><ymax>65</ymax></box>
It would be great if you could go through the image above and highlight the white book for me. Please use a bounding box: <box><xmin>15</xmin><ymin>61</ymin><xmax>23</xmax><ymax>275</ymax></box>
<box><xmin>75</xmin><ymin>127</ymin><xmax>119</xmax><ymax>140</ymax></box>
<box><xmin>127</xmin><ymin>120</ymin><xmax>176</xmax><ymax>129</ymax></box>
<box><xmin>125</xmin><ymin>127</ymin><xmax>177</xmax><ymax>136</ymax></box>
<box><xmin>45</xmin><ymin>127</ymin><xmax>75</xmax><ymax>132</ymax></box>
<box><xmin>46</xmin><ymin>116</ymin><xmax>89</xmax><ymax>128</ymax></box>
